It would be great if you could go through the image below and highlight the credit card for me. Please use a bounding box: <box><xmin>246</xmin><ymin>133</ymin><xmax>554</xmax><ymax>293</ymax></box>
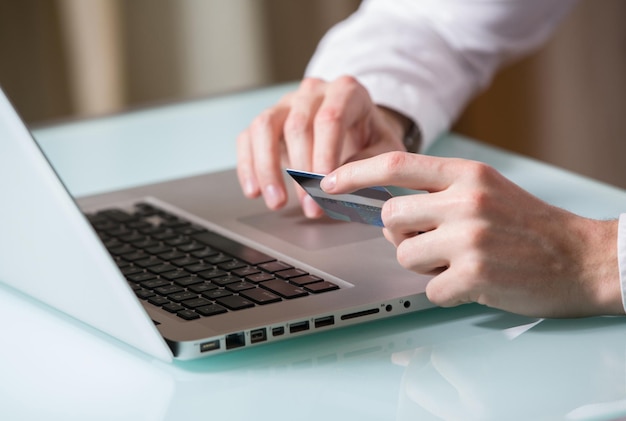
<box><xmin>286</xmin><ymin>169</ymin><xmax>393</xmax><ymax>227</ymax></box>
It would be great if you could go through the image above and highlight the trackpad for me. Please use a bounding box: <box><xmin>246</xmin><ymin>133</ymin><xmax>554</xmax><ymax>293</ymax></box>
<box><xmin>239</xmin><ymin>206</ymin><xmax>383</xmax><ymax>251</ymax></box>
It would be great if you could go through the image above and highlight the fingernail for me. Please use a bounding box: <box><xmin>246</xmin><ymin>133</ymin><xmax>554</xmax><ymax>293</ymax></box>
<box><xmin>264</xmin><ymin>184</ymin><xmax>284</xmax><ymax>209</ymax></box>
<box><xmin>243</xmin><ymin>178</ymin><xmax>258</xmax><ymax>197</ymax></box>
<box><xmin>321</xmin><ymin>173</ymin><xmax>336</xmax><ymax>192</ymax></box>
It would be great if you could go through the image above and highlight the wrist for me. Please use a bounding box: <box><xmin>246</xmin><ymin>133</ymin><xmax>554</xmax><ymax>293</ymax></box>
<box><xmin>377</xmin><ymin>106</ymin><xmax>421</xmax><ymax>153</ymax></box>
<box><xmin>579</xmin><ymin>218</ymin><xmax>624</xmax><ymax>315</ymax></box>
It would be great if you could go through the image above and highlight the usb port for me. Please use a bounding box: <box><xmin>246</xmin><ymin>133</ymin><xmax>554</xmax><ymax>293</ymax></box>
<box><xmin>289</xmin><ymin>320</ymin><xmax>310</xmax><ymax>334</ymax></box>
<box><xmin>314</xmin><ymin>315</ymin><xmax>335</xmax><ymax>328</ymax></box>
<box><xmin>272</xmin><ymin>326</ymin><xmax>285</xmax><ymax>337</ymax></box>
<box><xmin>250</xmin><ymin>328</ymin><xmax>267</xmax><ymax>344</ymax></box>
<box><xmin>199</xmin><ymin>340</ymin><xmax>220</xmax><ymax>353</ymax></box>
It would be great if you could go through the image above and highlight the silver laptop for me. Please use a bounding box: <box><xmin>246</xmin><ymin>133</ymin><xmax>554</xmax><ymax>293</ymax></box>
<box><xmin>0</xmin><ymin>87</ymin><xmax>433</xmax><ymax>362</ymax></box>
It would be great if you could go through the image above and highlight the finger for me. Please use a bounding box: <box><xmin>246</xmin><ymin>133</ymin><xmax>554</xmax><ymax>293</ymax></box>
<box><xmin>282</xmin><ymin>80</ymin><xmax>327</xmax><ymax>218</ymax></box>
<box><xmin>248</xmin><ymin>103</ymin><xmax>291</xmax><ymax>210</ymax></box>
<box><xmin>425</xmin><ymin>267</ymin><xmax>477</xmax><ymax>308</ymax></box>
<box><xmin>381</xmin><ymin>194</ymin><xmax>441</xmax><ymax>236</ymax></box>
<box><xmin>395</xmin><ymin>230</ymin><xmax>450</xmax><ymax>274</ymax></box>
<box><xmin>236</xmin><ymin>129</ymin><xmax>260</xmax><ymax>198</ymax></box>
<box><xmin>294</xmin><ymin>182</ymin><xmax>325</xmax><ymax>219</ymax></box>
<box><xmin>312</xmin><ymin>76</ymin><xmax>375</xmax><ymax>175</ymax></box>
<box><xmin>283</xmin><ymin>78</ymin><xmax>324</xmax><ymax>173</ymax></box>
<box><xmin>321</xmin><ymin>152</ymin><xmax>469</xmax><ymax>195</ymax></box>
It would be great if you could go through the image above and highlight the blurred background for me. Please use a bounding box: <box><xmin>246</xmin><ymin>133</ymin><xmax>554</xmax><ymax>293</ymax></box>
<box><xmin>1</xmin><ymin>0</ymin><xmax>625</xmax><ymax>188</ymax></box>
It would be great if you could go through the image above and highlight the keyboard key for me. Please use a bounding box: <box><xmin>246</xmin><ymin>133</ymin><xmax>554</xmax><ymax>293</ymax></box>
<box><xmin>109</xmin><ymin>244</ymin><xmax>136</xmax><ymax>256</ymax></box>
<box><xmin>174</xmin><ymin>275</ymin><xmax>203</xmax><ymax>287</ymax></box>
<box><xmin>185</xmin><ymin>263</ymin><xmax>216</xmax><ymax>274</ymax></box>
<box><xmin>182</xmin><ymin>297</ymin><xmax>213</xmax><ymax>309</ymax></box>
<box><xmin>148</xmin><ymin>263</ymin><xmax>178</xmax><ymax>274</ymax></box>
<box><xmin>258</xmin><ymin>261</ymin><xmax>292</xmax><ymax>273</ymax></box>
<box><xmin>123</xmin><ymin>250</ymin><xmax>151</xmax><ymax>262</ymax></box>
<box><xmin>163</xmin><ymin>303</ymin><xmax>185</xmax><ymax>313</ymax></box>
<box><xmin>154</xmin><ymin>284</ymin><xmax>184</xmax><ymax>296</ymax></box>
<box><xmin>218</xmin><ymin>260</ymin><xmax>247</xmax><ymax>271</ymax></box>
<box><xmin>171</xmin><ymin>257</ymin><xmax>199</xmax><ymax>270</ymax></box>
<box><xmin>190</xmin><ymin>247</ymin><xmax>219</xmax><ymax>259</ymax></box>
<box><xmin>126</xmin><ymin>272</ymin><xmax>156</xmax><ymax>283</ymax></box>
<box><xmin>152</xmin><ymin>230</ymin><xmax>177</xmax><ymax>241</ymax></box>
<box><xmin>188</xmin><ymin>282</ymin><xmax>218</xmax><ymax>294</ymax></box>
<box><xmin>201</xmin><ymin>289</ymin><xmax>232</xmax><ymax>300</ymax></box>
<box><xmin>240</xmin><ymin>288</ymin><xmax>281</xmax><ymax>305</ymax></box>
<box><xmin>275</xmin><ymin>268</ymin><xmax>308</xmax><ymax>279</ymax></box>
<box><xmin>245</xmin><ymin>273</ymin><xmax>275</xmax><ymax>284</ymax></box>
<box><xmin>205</xmin><ymin>254</ymin><xmax>233</xmax><ymax>265</ymax></box>
<box><xmin>212</xmin><ymin>275</ymin><xmax>242</xmax><ymax>287</ymax></box>
<box><xmin>226</xmin><ymin>281</ymin><xmax>256</xmax><ymax>292</ymax></box>
<box><xmin>166</xmin><ymin>236</ymin><xmax>191</xmax><ymax>247</ymax></box>
<box><xmin>140</xmin><ymin>279</ymin><xmax>171</xmax><ymax>289</ymax></box>
<box><xmin>135</xmin><ymin>289</ymin><xmax>155</xmax><ymax>300</ymax></box>
<box><xmin>135</xmin><ymin>256</ymin><xmax>165</xmax><ymax>268</ymax></box>
<box><xmin>196</xmin><ymin>304</ymin><xmax>228</xmax><ymax>317</ymax></box>
<box><xmin>260</xmin><ymin>279</ymin><xmax>308</xmax><ymax>299</ymax></box>
<box><xmin>121</xmin><ymin>266</ymin><xmax>143</xmax><ymax>276</ymax></box>
<box><xmin>174</xmin><ymin>225</ymin><xmax>206</xmax><ymax>236</ymax></box>
<box><xmin>161</xmin><ymin>269</ymin><xmax>191</xmax><ymax>280</ymax></box>
<box><xmin>232</xmin><ymin>266</ymin><xmax>261</xmax><ymax>277</ymax></box>
<box><xmin>167</xmin><ymin>291</ymin><xmax>198</xmax><ymax>303</ymax></box>
<box><xmin>216</xmin><ymin>295</ymin><xmax>255</xmax><ymax>310</ymax></box>
<box><xmin>289</xmin><ymin>275</ymin><xmax>323</xmax><ymax>286</ymax></box>
<box><xmin>177</xmin><ymin>242</ymin><xmax>205</xmax><ymax>253</ymax></box>
<box><xmin>198</xmin><ymin>268</ymin><xmax>228</xmax><ymax>279</ymax></box>
<box><xmin>158</xmin><ymin>250</ymin><xmax>186</xmax><ymax>261</ymax></box>
<box><xmin>146</xmin><ymin>244</ymin><xmax>172</xmax><ymax>254</ymax></box>
<box><xmin>304</xmin><ymin>281</ymin><xmax>339</xmax><ymax>293</ymax></box>
<box><xmin>177</xmin><ymin>309</ymin><xmax>200</xmax><ymax>320</ymax></box>
<box><xmin>148</xmin><ymin>296</ymin><xmax>170</xmax><ymax>306</ymax></box>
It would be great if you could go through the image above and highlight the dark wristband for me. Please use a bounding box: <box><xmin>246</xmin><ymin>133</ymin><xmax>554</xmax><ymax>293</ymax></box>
<box><xmin>402</xmin><ymin>120</ymin><xmax>422</xmax><ymax>153</ymax></box>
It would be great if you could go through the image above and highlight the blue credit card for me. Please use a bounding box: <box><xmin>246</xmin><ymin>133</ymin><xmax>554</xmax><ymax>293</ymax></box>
<box><xmin>286</xmin><ymin>169</ymin><xmax>393</xmax><ymax>227</ymax></box>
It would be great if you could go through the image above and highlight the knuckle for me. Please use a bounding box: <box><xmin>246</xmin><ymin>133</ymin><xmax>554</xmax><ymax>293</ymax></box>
<box><xmin>314</xmin><ymin>105</ymin><xmax>343</xmax><ymax>126</ymax></box>
<box><xmin>299</xmin><ymin>77</ymin><xmax>324</xmax><ymax>92</ymax></box>
<box><xmin>464</xmin><ymin>189</ymin><xmax>491</xmax><ymax>215</ymax></box>
<box><xmin>381</xmin><ymin>151</ymin><xmax>411</xmax><ymax>175</ymax></box>
<box><xmin>335</xmin><ymin>75</ymin><xmax>361</xmax><ymax>91</ymax></box>
<box><xmin>251</xmin><ymin>109</ymin><xmax>276</xmax><ymax>134</ymax></box>
<box><xmin>284</xmin><ymin>111</ymin><xmax>310</xmax><ymax>137</ymax></box>
<box><xmin>465</xmin><ymin>160</ymin><xmax>497</xmax><ymax>183</ymax></box>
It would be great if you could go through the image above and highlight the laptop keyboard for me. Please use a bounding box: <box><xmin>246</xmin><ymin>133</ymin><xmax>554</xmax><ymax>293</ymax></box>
<box><xmin>86</xmin><ymin>202</ymin><xmax>339</xmax><ymax>321</ymax></box>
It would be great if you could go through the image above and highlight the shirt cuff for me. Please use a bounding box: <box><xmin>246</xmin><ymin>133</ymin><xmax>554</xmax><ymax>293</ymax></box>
<box><xmin>618</xmin><ymin>214</ymin><xmax>626</xmax><ymax>312</ymax></box>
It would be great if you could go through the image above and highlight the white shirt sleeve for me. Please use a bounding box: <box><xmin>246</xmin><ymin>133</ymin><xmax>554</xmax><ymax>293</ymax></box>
<box><xmin>305</xmin><ymin>0</ymin><xmax>577</xmax><ymax>150</ymax></box>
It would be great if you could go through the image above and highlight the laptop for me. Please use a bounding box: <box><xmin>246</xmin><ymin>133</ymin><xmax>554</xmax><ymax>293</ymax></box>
<box><xmin>0</xmin><ymin>87</ymin><xmax>433</xmax><ymax>362</ymax></box>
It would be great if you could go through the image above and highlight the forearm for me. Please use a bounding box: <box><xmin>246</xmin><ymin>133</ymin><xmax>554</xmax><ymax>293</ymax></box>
<box><xmin>305</xmin><ymin>0</ymin><xmax>577</xmax><ymax>150</ymax></box>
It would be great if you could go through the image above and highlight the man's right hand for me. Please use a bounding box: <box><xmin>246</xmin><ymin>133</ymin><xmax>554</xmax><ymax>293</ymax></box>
<box><xmin>236</xmin><ymin>76</ymin><xmax>410</xmax><ymax>218</ymax></box>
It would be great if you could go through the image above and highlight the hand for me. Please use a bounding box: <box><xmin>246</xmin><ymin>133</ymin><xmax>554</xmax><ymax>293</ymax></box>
<box><xmin>321</xmin><ymin>152</ymin><xmax>624</xmax><ymax>318</ymax></box>
<box><xmin>236</xmin><ymin>76</ymin><xmax>409</xmax><ymax>218</ymax></box>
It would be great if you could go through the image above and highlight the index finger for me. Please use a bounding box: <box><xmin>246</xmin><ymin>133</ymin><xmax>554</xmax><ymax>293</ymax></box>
<box><xmin>320</xmin><ymin>152</ymin><xmax>467</xmax><ymax>194</ymax></box>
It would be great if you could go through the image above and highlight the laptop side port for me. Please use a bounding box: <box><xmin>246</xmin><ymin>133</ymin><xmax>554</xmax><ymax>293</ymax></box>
<box><xmin>199</xmin><ymin>340</ymin><xmax>221</xmax><ymax>353</ymax></box>
<box><xmin>289</xmin><ymin>320</ymin><xmax>310</xmax><ymax>334</ymax></box>
<box><xmin>225</xmin><ymin>332</ymin><xmax>245</xmax><ymax>349</ymax></box>
<box><xmin>314</xmin><ymin>315</ymin><xmax>335</xmax><ymax>328</ymax></box>
<box><xmin>272</xmin><ymin>326</ymin><xmax>285</xmax><ymax>337</ymax></box>
<box><xmin>250</xmin><ymin>328</ymin><xmax>267</xmax><ymax>344</ymax></box>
